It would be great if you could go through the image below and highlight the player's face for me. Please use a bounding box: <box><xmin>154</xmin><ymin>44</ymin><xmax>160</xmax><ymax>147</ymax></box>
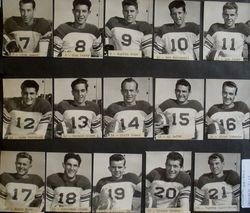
<box><xmin>63</xmin><ymin>158</ymin><xmax>80</xmax><ymax>180</ymax></box>
<box><xmin>223</xmin><ymin>9</ymin><xmax>238</xmax><ymax>28</ymax></box>
<box><xmin>222</xmin><ymin>86</ymin><xmax>236</xmax><ymax>108</ymax></box>
<box><xmin>175</xmin><ymin>85</ymin><xmax>190</xmax><ymax>104</ymax></box>
<box><xmin>123</xmin><ymin>5</ymin><xmax>138</xmax><ymax>24</ymax></box>
<box><xmin>19</xmin><ymin>3</ymin><xmax>35</xmax><ymax>25</ymax></box>
<box><xmin>121</xmin><ymin>82</ymin><xmax>138</xmax><ymax>106</ymax></box>
<box><xmin>72</xmin><ymin>83</ymin><xmax>88</xmax><ymax>105</ymax></box>
<box><xmin>165</xmin><ymin>159</ymin><xmax>181</xmax><ymax>179</ymax></box>
<box><xmin>15</xmin><ymin>157</ymin><xmax>32</xmax><ymax>177</ymax></box>
<box><xmin>73</xmin><ymin>4</ymin><xmax>90</xmax><ymax>26</ymax></box>
<box><xmin>21</xmin><ymin>87</ymin><xmax>38</xmax><ymax>106</ymax></box>
<box><xmin>108</xmin><ymin>160</ymin><xmax>126</xmax><ymax>180</ymax></box>
<box><xmin>209</xmin><ymin>158</ymin><xmax>224</xmax><ymax>177</ymax></box>
<box><xmin>170</xmin><ymin>7</ymin><xmax>186</xmax><ymax>27</ymax></box>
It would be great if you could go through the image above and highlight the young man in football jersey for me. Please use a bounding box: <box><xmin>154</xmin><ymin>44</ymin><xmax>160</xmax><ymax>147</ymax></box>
<box><xmin>54</xmin><ymin>78</ymin><xmax>102</xmax><ymax>138</ymax></box>
<box><xmin>0</xmin><ymin>152</ymin><xmax>44</xmax><ymax>211</ymax></box>
<box><xmin>46</xmin><ymin>153</ymin><xmax>91</xmax><ymax>212</ymax></box>
<box><xmin>93</xmin><ymin>154</ymin><xmax>141</xmax><ymax>212</ymax></box>
<box><xmin>155</xmin><ymin>79</ymin><xmax>204</xmax><ymax>140</ymax></box>
<box><xmin>53</xmin><ymin>0</ymin><xmax>102</xmax><ymax>57</ymax></box>
<box><xmin>194</xmin><ymin>153</ymin><xmax>240</xmax><ymax>209</ymax></box>
<box><xmin>206</xmin><ymin>81</ymin><xmax>250</xmax><ymax>139</ymax></box>
<box><xmin>3</xmin><ymin>80</ymin><xmax>52</xmax><ymax>139</ymax></box>
<box><xmin>154</xmin><ymin>0</ymin><xmax>200</xmax><ymax>60</ymax></box>
<box><xmin>146</xmin><ymin>152</ymin><xmax>191</xmax><ymax>209</ymax></box>
<box><xmin>105</xmin><ymin>0</ymin><xmax>152</xmax><ymax>57</ymax></box>
<box><xmin>3</xmin><ymin>0</ymin><xmax>52</xmax><ymax>56</ymax></box>
<box><xmin>204</xmin><ymin>2</ymin><xmax>250</xmax><ymax>61</ymax></box>
<box><xmin>104</xmin><ymin>78</ymin><xmax>153</xmax><ymax>137</ymax></box>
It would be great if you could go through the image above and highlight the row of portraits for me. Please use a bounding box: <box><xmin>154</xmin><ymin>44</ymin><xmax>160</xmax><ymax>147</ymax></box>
<box><xmin>0</xmin><ymin>151</ymin><xmax>241</xmax><ymax>212</ymax></box>
<box><xmin>2</xmin><ymin>77</ymin><xmax>250</xmax><ymax>140</ymax></box>
<box><xmin>2</xmin><ymin>0</ymin><xmax>250</xmax><ymax>61</ymax></box>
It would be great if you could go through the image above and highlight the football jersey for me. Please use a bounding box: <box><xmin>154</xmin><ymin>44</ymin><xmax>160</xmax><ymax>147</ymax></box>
<box><xmin>4</xmin><ymin>97</ymin><xmax>52</xmax><ymax>136</ymax></box>
<box><xmin>0</xmin><ymin>173</ymin><xmax>44</xmax><ymax>208</ymax></box>
<box><xmin>4</xmin><ymin>17</ymin><xmax>51</xmax><ymax>52</ymax></box>
<box><xmin>55</xmin><ymin>100</ymin><xmax>101</xmax><ymax>134</ymax></box>
<box><xmin>46</xmin><ymin>173</ymin><xmax>91</xmax><ymax>210</ymax></box>
<box><xmin>158</xmin><ymin>99</ymin><xmax>204</xmax><ymax>139</ymax></box>
<box><xmin>195</xmin><ymin>170</ymin><xmax>240</xmax><ymax>206</ymax></box>
<box><xmin>154</xmin><ymin>22</ymin><xmax>200</xmax><ymax>60</ymax></box>
<box><xmin>53</xmin><ymin>22</ymin><xmax>102</xmax><ymax>56</ymax></box>
<box><xmin>146</xmin><ymin>168</ymin><xmax>191</xmax><ymax>208</ymax></box>
<box><xmin>207</xmin><ymin>101</ymin><xmax>250</xmax><ymax>139</ymax></box>
<box><xmin>204</xmin><ymin>23</ymin><xmax>250</xmax><ymax>59</ymax></box>
<box><xmin>95</xmin><ymin>173</ymin><xmax>141</xmax><ymax>210</ymax></box>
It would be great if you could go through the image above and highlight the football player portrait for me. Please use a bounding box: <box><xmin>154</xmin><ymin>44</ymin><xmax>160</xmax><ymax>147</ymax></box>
<box><xmin>146</xmin><ymin>151</ymin><xmax>191</xmax><ymax>210</ymax></box>
<box><xmin>54</xmin><ymin>78</ymin><xmax>102</xmax><ymax>138</ymax></box>
<box><xmin>3</xmin><ymin>79</ymin><xmax>52</xmax><ymax>139</ymax></box>
<box><xmin>203</xmin><ymin>1</ymin><xmax>250</xmax><ymax>61</ymax></box>
<box><xmin>46</xmin><ymin>153</ymin><xmax>91</xmax><ymax>212</ymax></box>
<box><xmin>194</xmin><ymin>153</ymin><xmax>240</xmax><ymax>212</ymax></box>
<box><xmin>154</xmin><ymin>0</ymin><xmax>200</xmax><ymax>60</ymax></box>
<box><xmin>53</xmin><ymin>0</ymin><xmax>103</xmax><ymax>58</ymax></box>
<box><xmin>104</xmin><ymin>77</ymin><xmax>153</xmax><ymax>138</ymax></box>
<box><xmin>0</xmin><ymin>151</ymin><xmax>45</xmax><ymax>212</ymax></box>
<box><xmin>93</xmin><ymin>153</ymin><xmax>142</xmax><ymax>212</ymax></box>
<box><xmin>155</xmin><ymin>78</ymin><xmax>204</xmax><ymax>140</ymax></box>
<box><xmin>105</xmin><ymin>0</ymin><xmax>153</xmax><ymax>58</ymax></box>
<box><xmin>2</xmin><ymin>0</ymin><xmax>52</xmax><ymax>57</ymax></box>
<box><xmin>206</xmin><ymin>80</ymin><xmax>250</xmax><ymax>139</ymax></box>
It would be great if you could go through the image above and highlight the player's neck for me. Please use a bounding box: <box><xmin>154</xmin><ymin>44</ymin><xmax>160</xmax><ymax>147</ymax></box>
<box><xmin>74</xmin><ymin>22</ymin><xmax>87</xmax><ymax>29</ymax></box>
<box><xmin>177</xmin><ymin>100</ymin><xmax>188</xmax><ymax>105</ymax></box>
<box><xmin>225</xmin><ymin>24</ymin><xmax>235</xmax><ymax>29</ymax></box>
<box><xmin>213</xmin><ymin>172</ymin><xmax>223</xmax><ymax>178</ymax></box>
<box><xmin>124</xmin><ymin>101</ymin><xmax>136</xmax><ymax>106</ymax></box>
<box><xmin>63</xmin><ymin>173</ymin><xmax>76</xmax><ymax>182</ymax></box>
<box><xmin>175</xmin><ymin>22</ymin><xmax>186</xmax><ymax>28</ymax></box>
<box><xmin>222</xmin><ymin>103</ymin><xmax>235</xmax><ymax>109</ymax></box>
<box><xmin>74</xmin><ymin>100</ymin><xmax>86</xmax><ymax>106</ymax></box>
<box><xmin>23</xmin><ymin>19</ymin><xmax>34</xmax><ymax>26</ymax></box>
<box><xmin>16</xmin><ymin>173</ymin><xmax>29</xmax><ymax>179</ymax></box>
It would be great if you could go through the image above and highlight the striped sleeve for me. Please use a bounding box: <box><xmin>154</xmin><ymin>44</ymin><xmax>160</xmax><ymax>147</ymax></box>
<box><xmin>80</xmin><ymin>189</ymin><xmax>91</xmax><ymax>208</ymax></box>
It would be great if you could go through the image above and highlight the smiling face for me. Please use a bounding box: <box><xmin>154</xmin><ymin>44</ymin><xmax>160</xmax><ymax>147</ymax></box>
<box><xmin>73</xmin><ymin>4</ymin><xmax>90</xmax><ymax>27</ymax></box>
<box><xmin>170</xmin><ymin>7</ymin><xmax>186</xmax><ymax>28</ymax></box>
<box><xmin>72</xmin><ymin>83</ymin><xmax>87</xmax><ymax>105</ymax></box>
<box><xmin>223</xmin><ymin>9</ymin><xmax>237</xmax><ymax>28</ymax></box>
<box><xmin>21</xmin><ymin>87</ymin><xmax>38</xmax><ymax>106</ymax></box>
<box><xmin>165</xmin><ymin>159</ymin><xmax>181</xmax><ymax>179</ymax></box>
<box><xmin>121</xmin><ymin>81</ymin><xmax>138</xmax><ymax>106</ymax></box>
<box><xmin>175</xmin><ymin>84</ymin><xmax>190</xmax><ymax>104</ymax></box>
<box><xmin>122</xmin><ymin>5</ymin><xmax>138</xmax><ymax>24</ymax></box>
<box><xmin>209</xmin><ymin>157</ymin><xmax>224</xmax><ymax>177</ymax></box>
<box><xmin>19</xmin><ymin>3</ymin><xmax>35</xmax><ymax>25</ymax></box>
<box><xmin>108</xmin><ymin>160</ymin><xmax>126</xmax><ymax>180</ymax></box>
<box><xmin>63</xmin><ymin>158</ymin><xmax>80</xmax><ymax>181</ymax></box>
<box><xmin>15</xmin><ymin>157</ymin><xmax>32</xmax><ymax>178</ymax></box>
<box><xmin>222</xmin><ymin>86</ymin><xmax>236</xmax><ymax>108</ymax></box>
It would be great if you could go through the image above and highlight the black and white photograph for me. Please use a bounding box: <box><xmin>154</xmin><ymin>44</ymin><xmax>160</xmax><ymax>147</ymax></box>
<box><xmin>54</xmin><ymin>78</ymin><xmax>102</xmax><ymax>138</ymax></box>
<box><xmin>103</xmin><ymin>77</ymin><xmax>153</xmax><ymax>138</ymax></box>
<box><xmin>104</xmin><ymin>0</ymin><xmax>153</xmax><ymax>58</ymax></box>
<box><xmin>145</xmin><ymin>151</ymin><xmax>191</xmax><ymax>212</ymax></box>
<box><xmin>203</xmin><ymin>1</ymin><xmax>250</xmax><ymax>61</ymax></box>
<box><xmin>2</xmin><ymin>78</ymin><xmax>53</xmax><ymax>140</ymax></box>
<box><xmin>46</xmin><ymin>152</ymin><xmax>92</xmax><ymax>212</ymax></box>
<box><xmin>194</xmin><ymin>152</ymin><xmax>240</xmax><ymax>212</ymax></box>
<box><xmin>53</xmin><ymin>0</ymin><xmax>104</xmax><ymax>58</ymax></box>
<box><xmin>2</xmin><ymin>0</ymin><xmax>53</xmax><ymax>57</ymax></box>
<box><xmin>155</xmin><ymin>78</ymin><xmax>204</xmax><ymax>140</ymax></box>
<box><xmin>154</xmin><ymin>0</ymin><xmax>200</xmax><ymax>61</ymax></box>
<box><xmin>206</xmin><ymin>79</ymin><xmax>250</xmax><ymax>139</ymax></box>
<box><xmin>0</xmin><ymin>151</ymin><xmax>45</xmax><ymax>212</ymax></box>
<box><xmin>93</xmin><ymin>153</ymin><xmax>142</xmax><ymax>212</ymax></box>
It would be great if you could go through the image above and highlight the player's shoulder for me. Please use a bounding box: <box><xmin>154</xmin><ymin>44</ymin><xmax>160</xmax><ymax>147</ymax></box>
<box><xmin>197</xmin><ymin>172</ymin><xmax>213</xmax><ymax>188</ymax></box>
<box><xmin>136</xmin><ymin>100</ymin><xmax>152</xmax><ymax>113</ymax></box>
<box><xmin>234</xmin><ymin>101</ymin><xmax>250</xmax><ymax>113</ymax></box>
<box><xmin>36</xmin><ymin>98</ymin><xmax>52</xmax><ymax>112</ymax></box>
<box><xmin>235</xmin><ymin>23</ymin><xmax>250</xmax><ymax>36</ymax></box>
<box><xmin>147</xmin><ymin>167</ymin><xmax>165</xmax><ymax>181</ymax></box>
<box><xmin>4</xmin><ymin>16</ymin><xmax>21</xmax><ymax>26</ymax></box>
<box><xmin>75</xmin><ymin>175</ymin><xmax>91</xmax><ymax>188</ymax></box>
<box><xmin>4</xmin><ymin>97</ymin><xmax>22</xmax><ymax>112</ymax></box>
<box><xmin>29</xmin><ymin>174</ymin><xmax>44</xmax><ymax>186</ymax></box>
<box><xmin>159</xmin><ymin>99</ymin><xmax>177</xmax><ymax>110</ymax></box>
<box><xmin>185</xmin><ymin>22</ymin><xmax>200</xmax><ymax>34</ymax></box>
<box><xmin>207</xmin><ymin>104</ymin><xmax>222</xmax><ymax>117</ymax></box>
<box><xmin>86</xmin><ymin>101</ymin><xmax>100</xmax><ymax>112</ymax></box>
<box><xmin>224</xmin><ymin>170</ymin><xmax>240</xmax><ymax>185</ymax></box>
<box><xmin>176</xmin><ymin>171</ymin><xmax>191</xmax><ymax>183</ymax></box>
<box><xmin>0</xmin><ymin>172</ymin><xmax>13</xmax><ymax>185</ymax></box>
<box><xmin>105</xmin><ymin>101</ymin><xmax>123</xmax><ymax>114</ymax></box>
<box><xmin>35</xmin><ymin>17</ymin><xmax>51</xmax><ymax>26</ymax></box>
<box><xmin>47</xmin><ymin>173</ymin><xmax>63</xmax><ymax>186</ymax></box>
<box><xmin>107</xmin><ymin>16</ymin><xmax>121</xmax><ymax>24</ymax></box>
<box><xmin>85</xmin><ymin>23</ymin><xmax>99</xmax><ymax>31</ymax></box>
<box><xmin>188</xmin><ymin>100</ymin><xmax>203</xmax><ymax>111</ymax></box>
<box><xmin>136</xmin><ymin>20</ymin><xmax>152</xmax><ymax>32</ymax></box>
<box><xmin>123</xmin><ymin>172</ymin><xmax>140</xmax><ymax>184</ymax></box>
<box><xmin>207</xmin><ymin>23</ymin><xmax>226</xmax><ymax>36</ymax></box>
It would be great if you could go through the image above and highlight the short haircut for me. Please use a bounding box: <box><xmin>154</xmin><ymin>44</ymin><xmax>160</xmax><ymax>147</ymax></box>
<box><xmin>109</xmin><ymin>154</ymin><xmax>126</xmax><ymax>166</ymax></box>
<box><xmin>121</xmin><ymin>78</ymin><xmax>138</xmax><ymax>90</ymax></box>
<box><xmin>169</xmin><ymin>0</ymin><xmax>186</xmax><ymax>13</ymax></box>
<box><xmin>222</xmin><ymin>81</ymin><xmax>238</xmax><ymax>95</ymax></box>
<box><xmin>223</xmin><ymin>2</ymin><xmax>238</xmax><ymax>14</ymax></box>
<box><xmin>64</xmin><ymin>153</ymin><xmax>82</xmax><ymax>166</ymax></box>
<box><xmin>246</xmin><ymin>20</ymin><xmax>250</xmax><ymax>25</ymax></box>
<box><xmin>21</xmin><ymin>80</ymin><xmax>39</xmax><ymax>92</ymax></box>
<box><xmin>16</xmin><ymin>152</ymin><xmax>32</xmax><ymax>163</ymax></box>
<box><xmin>73</xmin><ymin>0</ymin><xmax>92</xmax><ymax>10</ymax></box>
<box><xmin>19</xmin><ymin>0</ymin><xmax>36</xmax><ymax>9</ymax></box>
<box><xmin>208</xmin><ymin>153</ymin><xmax>224</xmax><ymax>164</ymax></box>
<box><xmin>166</xmin><ymin>152</ymin><xmax>184</xmax><ymax>167</ymax></box>
<box><xmin>71</xmin><ymin>78</ymin><xmax>89</xmax><ymax>91</ymax></box>
<box><xmin>175</xmin><ymin>79</ymin><xmax>191</xmax><ymax>92</ymax></box>
<box><xmin>122</xmin><ymin>0</ymin><xmax>138</xmax><ymax>10</ymax></box>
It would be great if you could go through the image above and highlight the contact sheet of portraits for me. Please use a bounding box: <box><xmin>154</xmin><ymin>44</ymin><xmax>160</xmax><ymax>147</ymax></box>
<box><xmin>1</xmin><ymin>0</ymin><xmax>250</xmax><ymax>213</ymax></box>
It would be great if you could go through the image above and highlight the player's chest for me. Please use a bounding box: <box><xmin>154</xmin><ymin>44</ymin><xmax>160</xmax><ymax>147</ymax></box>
<box><xmin>214</xmin><ymin>32</ymin><xmax>245</xmax><ymax>49</ymax></box>
<box><xmin>112</xmin><ymin>27</ymin><xmax>144</xmax><ymax>44</ymax></box>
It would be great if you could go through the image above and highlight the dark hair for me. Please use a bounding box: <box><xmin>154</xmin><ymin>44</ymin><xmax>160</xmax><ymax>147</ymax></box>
<box><xmin>16</xmin><ymin>152</ymin><xmax>32</xmax><ymax>163</ymax></box>
<box><xmin>166</xmin><ymin>152</ymin><xmax>184</xmax><ymax>167</ymax></box>
<box><xmin>208</xmin><ymin>153</ymin><xmax>224</xmax><ymax>164</ymax></box>
<box><xmin>223</xmin><ymin>2</ymin><xmax>238</xmax><ymax>14</ymax></box>
<box><xmin>109</xmin><ymin>154</ymin><xmax>126</xmax><ymax>166</ymax></box>
<box><xmin>21</xmin><ymin>80</ymin><xmax>39</xmax><ymax>92</ymax></box>
<box><xmin>73</xmin><ymin>0</ymin><xmax>92</xmax><ymax>10</ymax></box>
<box><xmin>121</xmin><ymin>78</ymin><xmax>138</xmax><ymax>90</ymax></box>
<box><xmin>169</xmin><ymin>0</ymin><xmax>186</xmax><ymax>13</ymax></box>
<box><xmin>175</xmin><ymin>79</ymin><xmax>191</xmax><ymax>92</ymax></box>
<box><xmin>222</xmin><ymin>81</ymin><xmax>238</xmax><ymax>95</ymax></box>
<box><xmin>64</xmin><ymin>153</ymin><xmax>82</xmax><ymax>166</ymax></box>
<box><xmin>71</xmin><ymin>78</ymin><xmax>89</xmax><ymax>91</ymax></box>
<box><xmin>19</xmin><ymin>0</ymin><xmax>36</xmax><ymax>9</ymax></box>
<box><xmin>122</xmin><ymin>0</ymin><xmax>138</xmax><ymax>10</ymax></box>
